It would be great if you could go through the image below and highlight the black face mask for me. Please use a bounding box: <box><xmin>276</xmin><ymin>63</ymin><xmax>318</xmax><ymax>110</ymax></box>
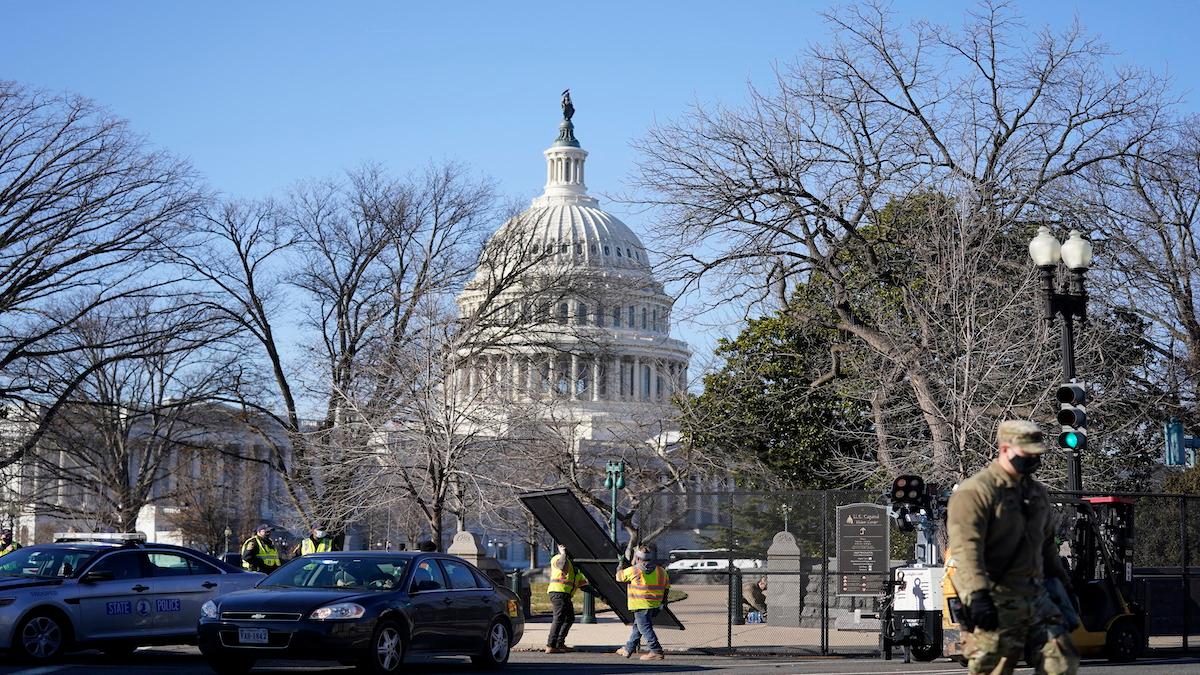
<box><xmin>1009</xmin><ymin>454</ymin><xmax>1042</xmax><ymax>475</ymax></box>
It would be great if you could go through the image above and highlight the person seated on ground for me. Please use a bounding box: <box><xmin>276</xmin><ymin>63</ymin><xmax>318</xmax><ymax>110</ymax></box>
<box><xmin>742</xmin><ymin>576</ymin><xmax>767</xmax><ymax>620</ymax></box>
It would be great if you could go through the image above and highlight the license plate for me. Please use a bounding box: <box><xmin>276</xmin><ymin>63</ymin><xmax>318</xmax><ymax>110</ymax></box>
<box><xmin>238</xmin><ymin>628</ymin><xmax>268</xmax><ymax>644</ymax></box>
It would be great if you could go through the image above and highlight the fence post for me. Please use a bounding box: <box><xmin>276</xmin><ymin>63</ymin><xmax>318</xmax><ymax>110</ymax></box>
<box><xmin>820</xmin><ymin>491</ymin><xmax>829</xmax><ymax>656</ymax></box>
<box><xmin>727</xmin><ymin>494</ymin><xmax>734</xmax><ymax>652</ymax></box>
<box><xmin>1183</xmin><ymin>496</ymin><xmax>1190</xmax><ymax>654</ymax></box>
<box><xmin>730</xmin><ymin>567</ymin><xmax>744</xmax><ymax>625</ymax></box>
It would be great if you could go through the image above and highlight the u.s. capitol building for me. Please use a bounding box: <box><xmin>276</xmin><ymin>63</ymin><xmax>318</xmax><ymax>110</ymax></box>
<box><xmin>455</xmin><ymin>94</ymin><xmax>691</xmax><ymax>450</ymax></box>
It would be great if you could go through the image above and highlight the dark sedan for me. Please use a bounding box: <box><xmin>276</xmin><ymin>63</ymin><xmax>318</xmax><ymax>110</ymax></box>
<box><xmin>197</xmin><ymin>551</ymin><xmax>522</xmax><ymax>674</ymax></box>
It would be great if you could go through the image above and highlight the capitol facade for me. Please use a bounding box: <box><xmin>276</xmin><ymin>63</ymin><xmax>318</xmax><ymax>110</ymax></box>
<box><xmin>455</xmin><ymin>94</ymin><xmax>690</xmax><ymax>449</ymax></box>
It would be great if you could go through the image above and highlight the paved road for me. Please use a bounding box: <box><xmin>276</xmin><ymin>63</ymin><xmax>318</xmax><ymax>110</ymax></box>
<box><xmin>4</xmin><ymin>648</ymin><xmax>1200</xmax><ymax>674</ymax></box>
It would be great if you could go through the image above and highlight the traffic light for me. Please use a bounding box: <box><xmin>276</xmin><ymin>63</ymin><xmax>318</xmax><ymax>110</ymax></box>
<box><xmin>890</xmin><ymin>475</ymin><xmax>925</xmax><ymax>505</ymax></box>
<box><xmin>1056</xmin><ymin>382</ymin><xmax>1087</xmax><ymax>452</ymax></box>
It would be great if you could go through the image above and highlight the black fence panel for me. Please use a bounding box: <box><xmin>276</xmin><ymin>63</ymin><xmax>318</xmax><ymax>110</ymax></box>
<box><xmin>619</xmin><ymin>489</ymin><xmax>1200</xmax><ymax>656</ymax></box>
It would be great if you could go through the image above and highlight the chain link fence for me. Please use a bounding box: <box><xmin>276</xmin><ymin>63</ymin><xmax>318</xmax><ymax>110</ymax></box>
<box><xmin>601</xmin><ymin>490</ymin><xmax>1200</xmax><ymax>656</ymax></box>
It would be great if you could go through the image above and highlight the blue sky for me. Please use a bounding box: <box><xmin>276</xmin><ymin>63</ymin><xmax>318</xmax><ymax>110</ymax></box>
<box><xmin>5</xmin><ymin>1</ymin><xmax>1199</xmax><ymax>367</ymax></box>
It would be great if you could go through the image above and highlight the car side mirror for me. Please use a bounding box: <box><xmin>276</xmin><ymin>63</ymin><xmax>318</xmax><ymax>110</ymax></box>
<box><xmin>81</xmin><ymin>570</ymin><xmax>115</xmax><ymax>584</ymax></box>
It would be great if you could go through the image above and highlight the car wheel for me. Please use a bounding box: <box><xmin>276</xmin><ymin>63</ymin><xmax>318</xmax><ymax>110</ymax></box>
<box><xmin>471</xmin><ymin>618</ymin><xmax>511</xmax><ymax>669</ymax></box>
<box><xmin>1106</xmin><ymin>618</ymin><xmax>1143</xmax><ymax>662</ymax></box>
<box><xmin>14</xmin><ymin>612</ymin><xmax>70</xmax><ymax>661</ymax></box>
<box><xmin>205</xmin><ymin>656</ymin><xmax>256</xmax><ymax>675</ymax></box>
<box><xmin>358</xmin><ymin>620</ymin><xmax>405</xmax><ymax>674</ymax></box>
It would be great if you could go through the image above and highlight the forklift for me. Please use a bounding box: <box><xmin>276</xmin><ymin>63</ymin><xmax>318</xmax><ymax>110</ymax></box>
<box><xmin>880</xmin><ymin>476</ymin><xmax>1145</xmax><ymax>663</ymax></box>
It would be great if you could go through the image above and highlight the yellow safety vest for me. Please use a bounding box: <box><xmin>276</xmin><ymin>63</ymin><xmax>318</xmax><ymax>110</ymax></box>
<box><xmin>547</xmin><ymin>554</ymin><xmax>587</xmax><ymax>595</ymax></box>
<box><xmin>301</xmin><ymin>537</ymin><xmax>334</xmax><ymax>555</ymax></box>
<box><xmin>242</xmin><ymin>536</ymin><xmax>280</xmax><ymax>570</ymax></box>
<box><xmin>619</xmin><ymin>566</ymin><xmax>670</xmax><ymax>610</ymax></box>
<box><xmin>0</xmin><ymin>541</ymin><xmax>20</xmax><ymax>556</ymax></box>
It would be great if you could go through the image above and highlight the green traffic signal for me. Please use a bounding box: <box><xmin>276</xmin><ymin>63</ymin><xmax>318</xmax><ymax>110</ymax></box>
<box><xmin>1058</xmin><ymin>430</ymin><xmax>1085</xmax><ymax>451</ymax></box>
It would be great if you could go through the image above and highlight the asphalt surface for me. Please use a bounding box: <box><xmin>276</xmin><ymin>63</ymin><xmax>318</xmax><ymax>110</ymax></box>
<box><xmin>3</xmin><ymin>648</ymin><xmax>1200</xmax><ymax>674</ymax></box>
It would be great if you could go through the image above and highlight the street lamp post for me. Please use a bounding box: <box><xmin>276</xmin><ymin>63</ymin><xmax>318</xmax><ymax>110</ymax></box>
<box><xmin>604</xmin><ymin>461</ymin><xmax>626</xmax><ymax>544</ymax></box>
<box><xmin>581</xmin><ymin>461</ymin><xmax>625</xmax><ymax>625</ymax></box>
<box><xmin>1029</xmin><ymin>226</ymin><xmax>1094</xmax><ymax>491</ymax></box>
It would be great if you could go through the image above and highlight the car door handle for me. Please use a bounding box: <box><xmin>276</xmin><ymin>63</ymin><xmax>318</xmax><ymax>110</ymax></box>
<box><xmin>442</xmin><ymin>597</ymin><xmax>453</xmax><ymax>604</ymax></box>
<box><xmin>131</xmin><ymin>585</ymin><xmax>149</xmax><ymax>592</ymax></box>
<box><xmin>202</xmin><ymin>581</ymin><xmax>218</xmax><ymax>589</ymax></box>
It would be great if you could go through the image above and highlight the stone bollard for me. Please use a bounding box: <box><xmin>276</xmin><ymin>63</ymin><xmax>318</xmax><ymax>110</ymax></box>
<box><xmin>448</xmin><ymin>531</ymin><xmax>504</xmax><ymax>585</ymax></box>
<box><xmin>767</xmin><ymin>531</ymin><xmax>802</xmax><ymax>627</ymax></box>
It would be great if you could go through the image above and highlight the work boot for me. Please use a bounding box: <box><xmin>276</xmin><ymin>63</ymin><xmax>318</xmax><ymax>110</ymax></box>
<box><xmin>614</xmin><ymin>647</ymin><xmax>635</xmax><ymax>658</ymax></box>
<box><xmin>544</xmin><ymin>646</ymin><xmax>564</xmax><ymax>654</ymax></box>
<box><xmin>640</xmin><ymin>651</ymin><xmax>665</xmax><ymax>661</ymax></box>
<box><xmin>558</xmin><ymin>645</ymin><xmax>575</xmax><ymax>653</ymax></box>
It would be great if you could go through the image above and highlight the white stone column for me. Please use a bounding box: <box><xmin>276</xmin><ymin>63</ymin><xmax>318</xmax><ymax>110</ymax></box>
<box><xmin>591</xmin><ymin>359</ymin><xmax>601</xmax><ymax>402</ymax></box>
<box><xmin>548</xmin><ymin>355</ymin><xmax>557</xmax><ymax>398</ymax></box>
<box><xmin>632</xmin><ymin>356</ymin><xmax>641</xmax><ymax>401</ymax></box>
<box><xmin>467</xmin><ymin>363</ymin><xmax>477</xmax><ymax>396</ymax></box>
<box><xmin>651</xmin><ymin>361</ymin><xmax>660</xmax><ymax>401</ymax></box>
<box><xmin>570</xmin><ymin>354</ymin><xmax>580</xmax><ymax>401</ymax></box>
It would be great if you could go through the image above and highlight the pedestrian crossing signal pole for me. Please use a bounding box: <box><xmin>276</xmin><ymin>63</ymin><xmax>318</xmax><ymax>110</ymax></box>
<box><xmin>1029</xmin><ymin>226</ymin><xmax>1093</xmax><ymax>492</ymax></box>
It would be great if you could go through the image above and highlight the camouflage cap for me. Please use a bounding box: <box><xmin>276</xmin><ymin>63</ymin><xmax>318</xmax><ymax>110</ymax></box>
<box><xmin>997</xmin><ymin>420</ymin><xmax>1047</xmax><ymax>455</ymax></box>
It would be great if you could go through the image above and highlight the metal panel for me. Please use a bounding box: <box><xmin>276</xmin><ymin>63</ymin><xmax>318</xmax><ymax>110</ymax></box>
<box><xmin>519</xmin><ymin>488</ymin><xmax>684</xmax><ymax>630</ymax></box>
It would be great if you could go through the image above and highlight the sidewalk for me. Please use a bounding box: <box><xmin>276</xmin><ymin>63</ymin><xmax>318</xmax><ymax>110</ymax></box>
<box><xmin>515</xmin><ymin>584</ymin><xmax>878</xmax><ymax>654</ymax></box>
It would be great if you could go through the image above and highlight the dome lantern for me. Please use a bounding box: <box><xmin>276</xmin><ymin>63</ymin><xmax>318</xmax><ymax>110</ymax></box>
<box><xmin>537</xmin><ymin>89</ymin><xmax>595</xmax><ymax>207</ymax></box>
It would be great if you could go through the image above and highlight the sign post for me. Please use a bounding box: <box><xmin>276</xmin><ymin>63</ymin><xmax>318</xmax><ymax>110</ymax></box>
<box><xmin>836</xmin><ymin>503</ymin><xmax>889</xmax><ymax>597</ymax></box>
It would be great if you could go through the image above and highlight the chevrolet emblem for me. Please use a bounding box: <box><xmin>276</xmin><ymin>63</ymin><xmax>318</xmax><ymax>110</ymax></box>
<box><xmin>251</xmin><ymin>613</ymin><xmax>266</xmax><ymax>619</ymax></box>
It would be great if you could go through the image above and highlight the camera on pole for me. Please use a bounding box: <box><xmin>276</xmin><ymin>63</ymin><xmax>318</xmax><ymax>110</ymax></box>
<box><xmin>1056</xmin><ymin>382</ymin><xmax>1087</xmax><ymax>452</ymax></box>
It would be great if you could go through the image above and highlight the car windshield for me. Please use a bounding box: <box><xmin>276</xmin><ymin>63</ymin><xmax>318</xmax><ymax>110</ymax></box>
<box><xmin>263</xmin><ymin>557</ymin><xmax>410</xmax><ymax>591</ymax></box>
<box><xmin>0</xmin><ymin>547</ymin><xmax>98</xmax><ymax>579</ymax></box>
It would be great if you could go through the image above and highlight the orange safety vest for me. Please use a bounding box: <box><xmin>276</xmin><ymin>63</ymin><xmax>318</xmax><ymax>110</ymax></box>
<box><xmin>621</xmin><ymin>565</ymin><xmax>670</xmax><ymax>610</ymax></box>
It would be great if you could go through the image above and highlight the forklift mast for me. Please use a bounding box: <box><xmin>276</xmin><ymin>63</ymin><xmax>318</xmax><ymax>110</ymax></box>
<box><xmin>1079</xmin><ymin>496</ymin><xmax>1135</xmax><ymax>597</ymax></box>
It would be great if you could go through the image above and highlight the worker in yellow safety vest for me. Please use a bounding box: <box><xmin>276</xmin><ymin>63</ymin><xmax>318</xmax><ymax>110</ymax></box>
<box><xmin>0</xmin><ymin>529</ymin><xmax>21</xmax><ymax>556</ymax></box>
<box><xmin>614</xmin><ymin>545</ymin><xmax>670</xmax><ymax>661</ymax></box>
<box><xmin>241</xmin><ymin>524</ymin><xmax>281</xmax><ymax>573</ymax></box>
<box><xmin>545</xmin><ymin>543</ymin><xmax>590</xmax><ymax>654</ymax></box>
<box><xmin>292</xmin><ymin>523</ymin><xmax>336</xmax><ymax>557</ymax></box>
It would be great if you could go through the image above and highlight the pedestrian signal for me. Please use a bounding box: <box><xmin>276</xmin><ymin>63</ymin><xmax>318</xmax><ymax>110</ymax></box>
<box><xmin>890</xmin><ymin>475</ymin><xmax>925</xmax><ymax>505</ymax></box>
<box><xmin>1056</xmin><ymin>382</ymin><xmax>1087</xmax><ymax>452</ymax></box>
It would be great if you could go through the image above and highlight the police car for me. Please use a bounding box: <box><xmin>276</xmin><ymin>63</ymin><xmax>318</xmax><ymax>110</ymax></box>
<box><xmin>0</xmin><ymin>533</ymin><xmax>264</xmax><ymax>661</ymax></box>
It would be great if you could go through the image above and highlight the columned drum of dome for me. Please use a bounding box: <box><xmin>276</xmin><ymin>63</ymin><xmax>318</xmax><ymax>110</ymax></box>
<box><xmin>455</xmin><ymin>95</ymin><xmax>690</xmax><ymax>445</ymax></box>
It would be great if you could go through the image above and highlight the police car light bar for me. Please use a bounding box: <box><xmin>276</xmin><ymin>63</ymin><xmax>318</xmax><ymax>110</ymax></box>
<box><xmin>53</xmin><ymin>532</ymin><xmax>147</xmax><ymax>544</ymax></box>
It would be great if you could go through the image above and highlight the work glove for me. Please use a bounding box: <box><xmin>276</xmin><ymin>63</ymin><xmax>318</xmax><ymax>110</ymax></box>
<box><xmin>967</xmin><ymin>590</ymin><xmax>999</xmax><ymax>631</ymax></box>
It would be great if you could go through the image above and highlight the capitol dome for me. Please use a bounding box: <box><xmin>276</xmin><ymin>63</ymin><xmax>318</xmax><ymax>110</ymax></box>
<box><xmin>456</xmin><ymin>92</ymin><xmax>689</xmax><ymax>440</ymax></box>
<box><xmin>485</xmin><ymin>201</ymin><xmax>654</xmax><ymax>276</ymax></box>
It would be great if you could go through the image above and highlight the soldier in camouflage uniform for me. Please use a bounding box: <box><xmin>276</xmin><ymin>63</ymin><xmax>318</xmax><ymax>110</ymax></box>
<box><xmin>947</xmin><ymin>420</ymin><xmax>1079</xmax><ymax>675</ymax></box>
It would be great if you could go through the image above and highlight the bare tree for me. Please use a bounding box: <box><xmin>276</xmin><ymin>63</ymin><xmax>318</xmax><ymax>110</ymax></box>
<box><xmin>172</xmin><ymin>163</ymin><xmax>505</xmax><ymax>530</ymax></box>
<box><xmin>1085</xmin><ymin>121</ymin><xmax>1200</xmax><ymax>420</ymax></box>
<box><xmin>170</xmin><ymin>448</ymin><xmax>262</xmax><ymax>555</ymax></box>
<box><xmin>0</xmin><ymin>82</ymin><xmax>205</xmax><ymax>469</ymax></box>
<box><xmin>21</xmin><ymin>298</ymin><xmax>241</xmax><ymax>532</ymax></box>
<box><xmin>630</xmin><ymin>2</ymin><xmax>1171</xmax><ymax>483</ymax></box>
